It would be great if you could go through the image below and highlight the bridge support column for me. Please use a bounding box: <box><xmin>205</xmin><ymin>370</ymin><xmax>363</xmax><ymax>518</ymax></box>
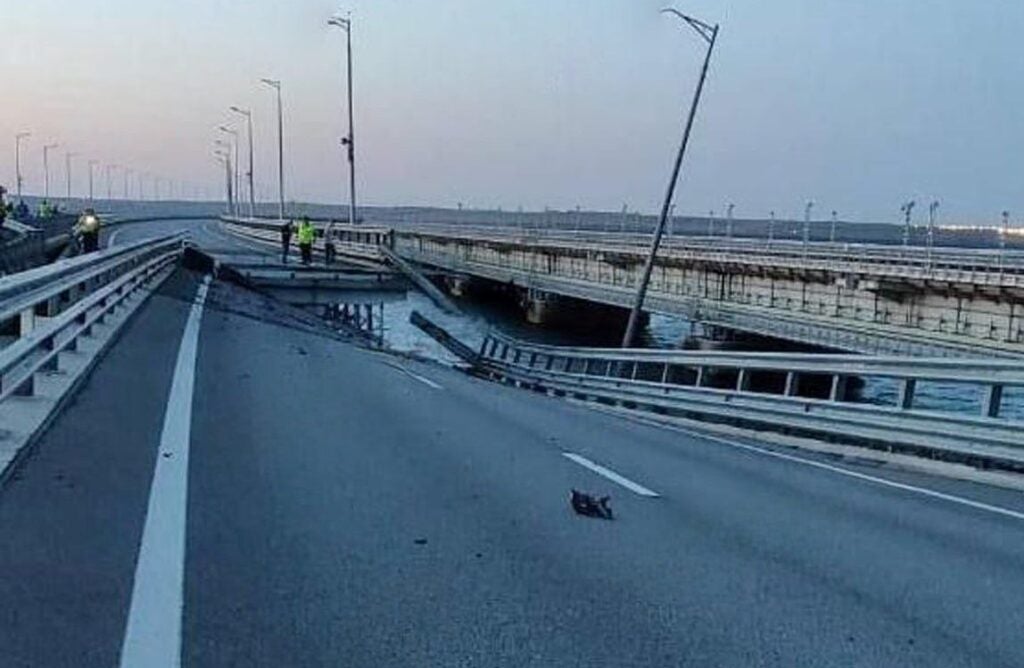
<box><xmin>784</xmin><ymin>372</ymin><xmax>799</xmax><ymax>396</ymax></box>
<box><xmin>830</xmin><ymin>375</ymin><xmax>848</xmax><ymax>402</ymax></box>
<box><xmin>897</xmin><ymin>379</ymin><xmax>916</xmax><ymax>410</ymax></box>
<box><xmin>983</xmin><ymin>385</ymin><xmax>1004</xmax><ymax>418</ymax></box>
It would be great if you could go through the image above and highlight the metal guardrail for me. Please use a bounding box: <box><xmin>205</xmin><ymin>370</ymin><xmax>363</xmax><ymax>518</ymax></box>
<box><xmin>473</xmin><ymin>330</ymin><xmax>1024</xmax><ymax>465</ymax></box>
<box><xmin>0</xmin><ymin>235</ymin><xmax>184</xmax><ymax>401</ymax></box>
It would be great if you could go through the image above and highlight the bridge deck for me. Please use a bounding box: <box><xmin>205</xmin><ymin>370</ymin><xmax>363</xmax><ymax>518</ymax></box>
<box><xmin>2</xmin><ymin>219</ymin><xmax>1024</xmax><ymax>665</ymax></box>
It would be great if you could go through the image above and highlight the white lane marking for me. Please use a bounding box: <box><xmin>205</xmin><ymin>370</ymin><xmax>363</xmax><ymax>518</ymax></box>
<box><xmin>604</xmin><ymin>410</ymin><xmax>1024</xmax><ymax>523</ymax></box>
<box><xmin>382</xmin><ymin>360</ymin><xmax>444</xmax><ymax>390</ymax></box>
<box><xmin>119</xmin><ymin>275</ymin><xmax>211</xmax><ymax>668</ymax></box>
<box><xmin>562</xmin><ymin>452</ymin><xmax>660</xmax><ymax>498</ymax></box>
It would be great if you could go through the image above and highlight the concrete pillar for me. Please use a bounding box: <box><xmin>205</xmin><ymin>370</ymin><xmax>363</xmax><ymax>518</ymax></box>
<box><xmin>983</xmin><ymin>385</ymin><xmax>1003</xmax><ymax>418</ymax></box>
<box><xmin>830</xmin><ymin>375</ymin><xmax>848</xmax><ymax>402</ymax></box>
<box><xmin>784</xmin><ymin>372</ymin><xmax>799</xmax><ymax>396</ymax></box>
<box><xmin>737</xmin><ymin>368</ymin><xmax>751</xmax><ymax>392</ymax></box>
<box><xmin>897</xmin><ymin>379</ymin><xmax>916</xmax><ymax>410</ymax></box>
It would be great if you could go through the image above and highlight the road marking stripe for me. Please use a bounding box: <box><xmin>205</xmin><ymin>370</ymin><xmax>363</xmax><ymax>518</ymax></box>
<box><xmin>119</xmin><ymin>275</ymin><xmax>210</xmax><ymax>668</ymax></box>
<box><xmin>601</xmin><ymin>409</ymin><xmax>1024</xmax><ymax>523</ymax></box>
<box><xmin>382</xmin><ymin>360</ymin><xmax>444</xmax><ymax>390</ymax></box>
<box><xmin>562</xmin><ymin>452</ymin><xmax>660</xmax><ymax>497</ymax></box>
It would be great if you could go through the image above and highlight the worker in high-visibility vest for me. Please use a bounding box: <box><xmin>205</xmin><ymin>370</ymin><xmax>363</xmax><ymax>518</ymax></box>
<box><xmin>75</xmin><ymin>208</ymin><xmax>102</xmax><ymax>253</ymax></box>
<box><xmin>297</xmin><ymin>217</ymin><xmax>315</xmax><ymax>265</ymax></box>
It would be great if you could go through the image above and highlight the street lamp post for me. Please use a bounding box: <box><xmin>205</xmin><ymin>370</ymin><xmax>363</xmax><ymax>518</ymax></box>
<box><xmin>768</xmin><ymin>210</ymin><xmax>776</xmax><ymax>247</ymax></box>
<box><xmin>622</xmin><ymin>7</ymin><xmax>719</xmax><ymax>348</ymax></box>
<box><xmin>124</xmin><ymin>168</ymin><xmax>133</xmax><ymax>200</ymax></box>
<box><xmin>215</xmin><ymin>151</ymin><xmax>233</xmax><ymax>214</ymax></box>
<box><xmin>902</xmin><ymin>201</ymin><xmax>916</xmax><ymax>247</ymax></box>
<box><xmin>43</xmin><ymin>143</ymin><xmax>59</xmax><ymax>199</ymax></box>
<box><xmin>15</xmin><ymin>132</ymin><xmax>30</xmax><ymax>198</ymax></box>
<box><xmin>707</xmin><ymin>210</ymin><xmax>715</xmax><ymax>237</ymax></box>
<box><xmin>802</xmin><ymin>200</ymin><xmax>814</xmax><ymax>255</ymax></box>
<box><xmin>726</xmin><ymin>203</ymin><xmax>735</xmax><ymax>239</ymax></box>
<box><xmin>927</xmin><ymin>200</ymin><xmax>939</xmax><ymax>267</ymax></box>
<box><xmin>218</xmin><ymin>126</ymin><xmax>241</xmax><ymax>212</ymax></box>
<box><xmin>88</xmin><ymin>160</ymin><xmax>99</xmax><ymax>202</ymax></box>
<box><xmin>1000</xmin><ymin>210</ymin><xmax>1010</xmax><ymax>270</ymax></box>
<box><xmin>65</xmin><ymin>152</ymin><xmax>78</xmax><ymax>200</ymax></box>
<box><xmin>329</xmin><ymin>14</ymin><xmax>358</xmax><ymax>226</ymax></box>
<box><xmin>830</xmin><ymin>210</ymin><xmax>838</xmax><ymax>244</ymax></box>
<box><xmin>106</xmin><ymin>165</ymin><xmax>117</xmax><ymax>201</ymax></box>
<box><xmin>229</xmin><ymin>106</ymin><xmax>256</xmax><ymax>218</ymax></box>
<box><xmin>261</xmin><ymin>78</ymin><xmax>285</xmax><ymax>219</ymax></box>
<box><xmin>215</xmin><ymin>140</ymin><xmax>235</xmax><ymax>215</ymax></box>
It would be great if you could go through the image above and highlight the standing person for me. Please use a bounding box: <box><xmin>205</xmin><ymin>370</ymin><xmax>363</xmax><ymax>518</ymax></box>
<box><xmin>297</xmin><ymin>217</ymin><xmax>315</xmax><ymax>265</ymax></box>
<box><xmin>75</xmin><ymin>208</ymin><xmax>102</xmax><ymax>253</ymax></box>
<box><xmin>280</xmin><ymin>219</ymin><xmax>294</xmax><ymax>263</ymax></box>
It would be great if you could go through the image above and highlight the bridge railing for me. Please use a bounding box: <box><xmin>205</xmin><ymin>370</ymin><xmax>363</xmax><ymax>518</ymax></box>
<box><xmin>475</xmin><ymin>331</ymin><xmax>1024</xmax><ymax>464</ymax></box>
<box><xmin>395</xmin><ymin>225</ymin><xmax>1024</xmax><ymax>285</ymax></box>
<box><xmin>0</xmin><ymin>234</ymin><xmax>184</xmax><ymax>402</ymax></box>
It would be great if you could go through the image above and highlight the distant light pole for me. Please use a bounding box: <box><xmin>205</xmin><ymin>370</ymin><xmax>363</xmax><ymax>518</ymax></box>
<box><xmin>261</xmin><ymin>78</ymin><xmax>285</xmax><ymax>219</ymax></box>
<box><xmin>124</xmin><ymin>168</ymin><xmax>133</xmax><ymax>200</ymax></box>
<box><xmin>214</xmin><ymin>152</ymin><xmax>232</xmax><ymax>213</ymax></box>
<box><xmin>768</xmin><ymin>210</ymin><xmax>776</xmax><ymax>246</ymax></box>
<box><xmin>1000</xmin><ymin>210</ymin><xmax>1010</xmax><ymax>268</ymax></box>
<box><xmin>15</xmin><ymin>132</ymin><xmax>30</xmax><ymax>198</ymax></box>
<box><xmin>43</xmin><ymin>143</ymin><xmax>59</xmax><ymax>199</ymax></box>
<box><xmin>802</xmin><ymin>200</ymin><xmax>814</xmax><ymax>255</ymax></box>
<box><xmin>88</xmin><ymin>160</ymin><xmax>99</xmax><ymax>202</ymax></box>
<box><xmin>726</xmin><ymin>203</ymin><xmax>735</xmax><ymax>239</ymax></box>
<box><xmin>218</xmin><ymin>126</ymin><xmax>241</xmax><ymax>211</ymax></box>
<box><xmin>106</xmin><ymin>165</ymin><xmax>117</xmax><ymax>200</ymax></box>
<box><xmin>229</xmin><ymin>106</ymin><xmax>256</xmax><ymax>218</ymax></box>
<box><xmin>65</xmin><ymin>151</ymin><xmax>78</xmax><ymax>200</ymax></box>
<box><xmin>329</xmin><ymin>14</ymin><xmax>358</xmax><ymax>226</ymax></box>
<box><xmin>901</xmin><ymin>200</ymin><xmax>916</xmax><ymax>248</ymax></box>
<box><xmin>138</xmin><ymin>172</ymin><xmax>147</xmax><ymax>201</ymax></box>
<box><xmin>623</xmin><ymin>7</ymin><xmax>719</xmax><ymax>348</ymax></box>
<box><xmin>668</xmin><ymin>203</ymin><xmax>676</xmax><ymax>237</ymax></box>
<box><xmin>215</xmin><ymin>139</ymin><xmax>235</xmax><ymax>215</ymax></box>
<box><xmin>830</xmin><ymin>210</ymin><xmax>838</xmax><ymax>244</ymax></box>
<box><xmin>707</xmin><ymin>210</ymin><xmax>715</xmax><ymax>237</ymax></box>
<box><xmin>927</xmin><ymin>200</ymin><xmax>939</xmax><ymax>267</ymax></box>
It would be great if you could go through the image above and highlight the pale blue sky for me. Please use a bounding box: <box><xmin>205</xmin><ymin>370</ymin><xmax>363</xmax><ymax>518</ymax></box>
<box><xmin>2</xmin><ymin>1</ymin><xmax>1022</xmax><ymax>223</ymax></box>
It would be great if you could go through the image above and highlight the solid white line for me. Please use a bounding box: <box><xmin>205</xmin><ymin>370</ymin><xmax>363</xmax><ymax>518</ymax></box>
<box><xmin>119</xmin><ymin>275</ymin><xmax>211</xmax><ymax>668</ymax></box>
<box><xmin>563</xmin><ymin>452</ymin><xmax>660</xmax><ymax>497</ymax></box>
<box><xmin>382</xmin><ymin>361</ymin><xmax>444</xmax><ymax>390</ymax></box>
<box><xmin>607</xmin><ymin>409</ymin><xmax>1024</xmax><ymax>523</ymax></box>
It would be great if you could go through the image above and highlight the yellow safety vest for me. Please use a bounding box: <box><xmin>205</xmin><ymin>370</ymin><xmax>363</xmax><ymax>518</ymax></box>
<box><xmin>298</xmin><ymin>223</ymin><xmax>315</xmax><ymax>245</ymax></box>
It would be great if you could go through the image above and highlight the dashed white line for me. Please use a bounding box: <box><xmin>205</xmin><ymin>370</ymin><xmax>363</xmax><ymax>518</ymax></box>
<box><xmin>382</xmin><ymin>360</ymin><xmax>444</xmax><ymax>390</ymax></box>
<box><xmin>119</xmin><ymin>275</ymin><xmax>210</xmax><ymax>668</ymax></box>
<box><xmin>596</xmin><ymin>408</ymin><xmax>1024</xmax><ymax>523</ymax></box>
<box><xmin>563</xmin><ymin>452</ymin><xmax>660</xmax><ymax>497</ymax></box>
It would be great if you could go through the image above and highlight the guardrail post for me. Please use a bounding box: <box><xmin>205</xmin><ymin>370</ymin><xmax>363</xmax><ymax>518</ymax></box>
<box><xmin>897</xmin><ymin>379</ymin><xmax>916</xmax><ymax>410</ymax></box>
<box><xmin>830</xmin><ymin>375</ymin><xmax>848</xmax><ymax>402</ymax></box>
<box><xmin>737</xmin><ymin>368</ymin><xmax>751</xmax><ymax>392</ymax></box>
<box><xmin>983</xmin><ymin>385</ymin><xmax>1004</xmax><ymax>418</ymax></box>
<box><xmin>696</xmin><ymin>366</ymin><xmax>706</xmax><ymax>388</ymax></box>
<box><xmin>661</xmin><ymin>363</ymin><xmax>671</xmax><ymax>384</ymax></box>
<box><xmin>40</xmin><ymin>335</ymin><xmax>58</xmax><ymax>371</ymax></box>
<box><xmin>784</xmin><ymin>371</ymin><xmax>799</xmax><ymax>396</ymax></box>
<box><xmin>19</xmin><ymin>307</ymin><xmax>34</xmax><ymax>336</ymax></box>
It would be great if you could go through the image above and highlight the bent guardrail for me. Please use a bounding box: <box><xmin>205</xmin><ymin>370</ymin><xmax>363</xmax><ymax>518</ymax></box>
<box><xmin>473</xmin><ymin>330</ymin><xmax>1024</xmax><ymax>469</ymax></box>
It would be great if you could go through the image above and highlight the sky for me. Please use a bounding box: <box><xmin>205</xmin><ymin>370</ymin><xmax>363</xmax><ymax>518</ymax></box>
<box><xmin>2</xmin><ymin>0</ymin><xmax>1023</xmax><ymax>224</ymax></box>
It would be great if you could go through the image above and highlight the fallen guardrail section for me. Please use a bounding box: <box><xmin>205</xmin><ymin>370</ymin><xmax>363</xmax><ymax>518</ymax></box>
<box><xmin>0</xmin><ymin>234</ymin><xmax>185</xmax><ymax>479</ymax></box>
<box><xmin>471</xmin><ymin>329</ymin><xmax>1024</xmax><ymax>471</ymax></box>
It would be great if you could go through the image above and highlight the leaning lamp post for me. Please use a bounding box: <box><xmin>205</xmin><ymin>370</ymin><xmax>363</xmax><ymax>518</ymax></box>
<box><xmin>622</xmin><ymin>7</ymin><xmax>719</xmax><ymax>348</ymax></box>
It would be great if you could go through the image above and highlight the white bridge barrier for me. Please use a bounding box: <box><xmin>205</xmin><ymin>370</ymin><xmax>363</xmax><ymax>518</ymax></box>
<box><xmin>0</xmin><ymin>234</ymin><xmax>185</xmax><ymax>478</ymax></box>
<box><xmin>474</xmin><ymin>331</ymin><xmax>1024</xmax><ymax>469</ymax></box>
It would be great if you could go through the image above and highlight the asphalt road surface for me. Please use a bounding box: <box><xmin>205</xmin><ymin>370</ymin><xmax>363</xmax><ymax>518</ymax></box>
<box><xmin>1</xmin><ymin>218</ymin><xmax>1024</xmax><ymax>666</ymax></box>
